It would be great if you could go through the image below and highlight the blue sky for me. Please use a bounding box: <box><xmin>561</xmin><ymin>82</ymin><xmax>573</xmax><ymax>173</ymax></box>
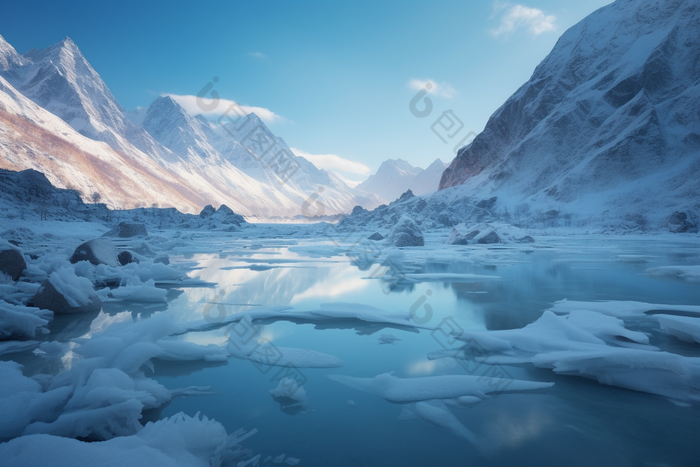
<box><xmin>1</xmin><ymin>0</ymin><xmax>611</xmax><ymax>185</ymax></box>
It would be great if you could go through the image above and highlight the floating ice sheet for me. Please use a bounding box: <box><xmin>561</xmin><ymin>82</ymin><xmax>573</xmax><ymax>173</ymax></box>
<box><xmin>646</xmin><ymin>265</ymin><xmax>700</xmax><ymax>283</ymax></box>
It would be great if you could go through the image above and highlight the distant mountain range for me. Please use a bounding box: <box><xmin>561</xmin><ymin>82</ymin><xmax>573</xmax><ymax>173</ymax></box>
<box><xmin>356</xmin><ymin>158</ymin><xmax>447</xmax><ymax>203</ymax></box>
<box><xmin>439</xmin><ymin>0</ymin><xmax>700</xmax><ymax>227</ymax></box>
<box><xmin>0</xmin><ymin>35</ymin><xmax>383</xmax><ymax>217</ymax></box>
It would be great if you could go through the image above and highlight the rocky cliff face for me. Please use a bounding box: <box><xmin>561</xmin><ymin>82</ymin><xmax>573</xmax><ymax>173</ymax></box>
<box><xmin>440</xmin><ymin>0</ymin><xmax>700</xmax><ymax>225</ymax></box>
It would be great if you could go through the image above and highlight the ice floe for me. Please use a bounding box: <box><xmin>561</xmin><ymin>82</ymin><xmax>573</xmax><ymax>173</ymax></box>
<box><xmin>0</xmin><ymin>301</ymin><xmax>52</xmax><ymax>339</ymax></box>
<box><xmin>0</xmin><ymin>412</ymin><xmax>260</xmax><ymax>467</ymax></box>
<box><xmin>326</xmin><ymin>372</ymin><xmax>553</xmax><ymax>403</ymax></box>
<box><xmin>646</xmin><ymin>265</ymin><xmax>700</xmax><ymax>283</ymax></box>
<box><xmin>429</xmin><ymin>307</ymin><xmax>700</xmax><ymax>404</ymax></box>
<box><xmin>548</xmin><ymin>299</ymin><xmax>700</xmax><ymax>317</ymax></box>
<box><xmin>654</xmin><ymin>315</ymin><xmax>700</xmax><ymax>344</ymax></box>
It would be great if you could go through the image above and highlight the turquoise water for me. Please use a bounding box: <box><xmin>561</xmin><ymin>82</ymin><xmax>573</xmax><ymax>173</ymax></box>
<box><xmin>150</xmin><ymin>233</ymin><xmax>700</xmax><ymax>467</ymax></box>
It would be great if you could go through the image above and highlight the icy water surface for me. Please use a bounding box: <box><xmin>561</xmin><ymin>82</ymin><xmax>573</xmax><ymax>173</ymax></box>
<box><xmin>132</xmin><ymin>231</ymin><xmax>700</xmax><ymax>467</ymax></box>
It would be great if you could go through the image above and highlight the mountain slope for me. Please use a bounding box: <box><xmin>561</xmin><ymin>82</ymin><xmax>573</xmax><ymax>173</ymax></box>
<box><xmin>1</xmin><ymin>36</ymin><xmax>171</xmax><ymax>164</ymax></box>
<box><xmin>439</xmin><ymin>0</ymin><xmax>700</xmax><ymax>226</ymax></box>
<box><xmin>136</xmin><ymin>97</ymin><xmax>383</xmax><ymax>216</ymax></box>
<box><xmin>0</xmin><ymin>34</ymin><xmax>382</xmax><ymax>216</ymax></box>
<box><xmin>0</xmin><ymin>76</ymin><xmax>206</xmax><ymax>212</ymax></box>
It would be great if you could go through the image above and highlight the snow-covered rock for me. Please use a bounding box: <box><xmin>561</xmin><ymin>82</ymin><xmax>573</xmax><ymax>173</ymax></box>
<box><xmin>665</xmin><ymin>211</ymin><xmax>697</xmax><ymax>233</ymax></box>
<box><xmin>69</xmin><ymin>239</ymin><xmax>119</xmax><ymax>267</ymax></box>
<box><xmin>32</xmin><ymin>267</ymin><xmax>102</xmax><ymax>314</ymax></box>
<box><xmin>389</xmin><ymin>216</ymin><xmax>424</xmax><ymax>247</ymax></box>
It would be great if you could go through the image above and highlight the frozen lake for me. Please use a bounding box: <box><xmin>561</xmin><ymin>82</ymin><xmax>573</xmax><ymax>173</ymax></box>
<box><xmin>151</xmin><ymin>230</ymin><xmax>700</xmax><ymax>466</ymax></box>
<box><xmin>3</xmin><ymin>226</ymin><xmax>700</xmax><ymax>467</ymax></box>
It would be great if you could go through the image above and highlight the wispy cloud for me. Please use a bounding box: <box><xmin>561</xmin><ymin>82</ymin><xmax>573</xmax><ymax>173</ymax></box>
<box><xmin>408</xmin><ymin>79</ymin><xmax>458</xmax><ymax>98</ymax></box>
<box><xmin>291</xmin><ymin>148</ymin><xmax>371</xmax><ymax>176</ymax></box>
<box><xmin>490</xmin><ymin>3</ymin><xmax>556</xmax><ymax>39</ymax></box>
<box><xmin>165</xmin><ymin>93</ymin><xmax>281</xmax><ymax>123</ymax></box>
<box><xmin>248</xmin><ymin>51</ymin><xmax>267</xmax><ymax>60</ymax></box>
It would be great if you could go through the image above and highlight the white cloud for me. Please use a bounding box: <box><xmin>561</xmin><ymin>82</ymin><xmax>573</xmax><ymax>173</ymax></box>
<box><xmin>291</xmin><ymin>148</ymin><xmax>371</xmax><ymax>176</ymax></box>
<box><xmin>408</xmin><ymin>79</ymin><xmax>458</xmax><ymax>98</ymax></box>
<box><xmin>490</xmin><ymin>3</ymin><xmax>556</xmax><ymax>39</ymax></box>
<box><xmin>248</xmin><ymin>51</ymin><xmax>267</xmax><ymax>60</ymax></box>
<box><xmin>165</xmin><ymin>93</ymin><xmax>281</xmax><ymax>124</ymax></box>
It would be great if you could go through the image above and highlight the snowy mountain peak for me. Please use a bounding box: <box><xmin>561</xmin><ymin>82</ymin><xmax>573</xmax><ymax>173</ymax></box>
<box><xmin>357</xmin><ymin>158</ymin><xmax>445</xmax><ymax>202</ymax></box>
<box><xmin>23</xmin><ymin>35</ymin><xmax>87</xmax><ymax>67</ymax></box>
<box><xmin>0</xmin><ymin>34</ymin><xmax>26</xmax><ymax>71</ymax></box>
<box><xmin>379</xmin><ymin>158</ymin><xmax>423</xmax><ymax>176</ymax></box>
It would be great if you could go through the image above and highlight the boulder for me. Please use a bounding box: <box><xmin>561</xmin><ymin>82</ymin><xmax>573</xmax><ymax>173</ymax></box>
<box><xmin>117</xmin><ymin>251</ymin><xmax>139</xmax><ymax>266</ymax></box>
<box><xmin>102</xmin><ymin>222</ymin><xmax>148</xmax><ymax>238</ymax></box>
<box><xmin>69</xmin><ymin>239</ymin><xmax>120</xmax><ymax>267</ymax></box>
<box><xmin>0</xmin><ymin>243</ymin><xmax>26</xmax><ymax>281</ymax></box>
<box><xmin>368</xmin><ymin>232</ymin><xmax>384</xmax><ymax>241</ymax></box>
<box><xmin>436</xmin><ymin>213</ymin><xmax>456</xmax><ymax>227</ymax></box>
<box><xmin>465</xmin><ymin>230</ymin><xmax>481</xmax><ymax>240</ymax></box>
<box><xmin>666</xmin><ymin>211</ymin><xmax>697</xmax><ymax>233</ymax></box>
<box><xmin>477</xmin><ymin>231</ymin><xmax>502</xmax><ymax>244</ymax></box>
<box><xmin>446</xmin><ymin>228</ymin><xmax>469</xmax><ymax>245</ymax></box>
<box><xmin>389</xmin><ymin>216</ymin><xmax>424</xmax><ymax>247</ymax></box>
<box><xmin>32</xmin><ymin>268</ymin><xmax>102</xmax><ymax>314</ymax></box>
<box><xmin>516</xmin><ymin>235</ymin><xmax>535</xmax><ymax>244</ymax></box>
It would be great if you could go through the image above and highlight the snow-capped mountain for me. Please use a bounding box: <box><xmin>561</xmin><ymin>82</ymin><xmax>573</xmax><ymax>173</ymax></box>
<box><xmin>0</xmin><ymin>34</ymin><xmax>381</xmax><ymax>217</ymax></box>
<box><xmin>356</xmin><ymin>158</ymin><xmax>446</xmax><ymax>202</ymax></box>
<box><xmin>439</xmin><ymin>0</ymin><xmax>700</xmax><ymax>227</ymax></box>
<box><xmin>1</xmin><ymin>36</ymin><xmax>170</xmax><ymax>164</ymax></box>
<box><xmin>0</xmin><ymin>74</ymin><xmax>207</xmax><ymax>213</ymax></box>
<box><xmin>134</xmin><ymin>96</ymin><xmax>383</xmax><ymax>216</ymax></box>
<box><xmin>410</xmin><ymin>159</ymin><xmax>448</xmax><ymax>196</ymax></box>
